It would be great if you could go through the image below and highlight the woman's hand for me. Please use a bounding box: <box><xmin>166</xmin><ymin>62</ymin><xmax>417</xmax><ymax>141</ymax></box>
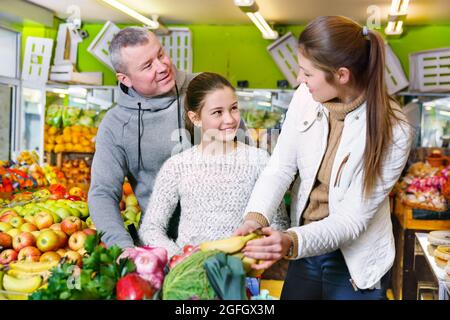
<box><xmin>233</xmin><ymin>220</ymin><xmax>262</xmax><ymax>236</ymax></box>
<box><xmin>242</xmin><ymin>227</ymin><xmax>293</xmax><ymax>270</ymax></box>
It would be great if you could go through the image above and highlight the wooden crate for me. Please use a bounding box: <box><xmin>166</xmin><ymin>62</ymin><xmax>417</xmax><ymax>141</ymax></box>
<box><xmin>394</xmin><ymin>197</ymin><xmax>450</xmax><ymax>230</ymax></box>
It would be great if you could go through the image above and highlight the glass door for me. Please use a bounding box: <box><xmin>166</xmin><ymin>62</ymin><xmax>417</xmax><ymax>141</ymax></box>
<box><xmin>0</xmin><ymin>84</ymin><xmax>13</xmax><ymax>160</ymax></box>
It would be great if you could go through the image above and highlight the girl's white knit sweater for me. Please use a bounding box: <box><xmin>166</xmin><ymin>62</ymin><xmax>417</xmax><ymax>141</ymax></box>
<box><xmin>138</xmin><ymin>142</ymin><xmax>289</xmax><ymax>257</ymax></box>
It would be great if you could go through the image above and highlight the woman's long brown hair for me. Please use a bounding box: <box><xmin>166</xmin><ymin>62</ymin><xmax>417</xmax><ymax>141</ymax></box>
<box><xmin>298</xmin><ymin>16</ymin><xmax>402</xmax><ymax>196</ymax></box>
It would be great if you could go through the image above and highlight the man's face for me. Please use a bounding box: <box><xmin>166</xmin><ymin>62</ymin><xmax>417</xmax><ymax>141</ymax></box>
<box><xmin>118</xmin><ymin>33</ymin><xmax>175</xmax><ymax>97</ymax></box>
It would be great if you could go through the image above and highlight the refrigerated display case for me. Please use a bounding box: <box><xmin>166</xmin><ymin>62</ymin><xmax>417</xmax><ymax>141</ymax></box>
<box><xmin>15</xmin><ymin>84</ymin><xmax>117</xmax><ymax>166</ymax></box>
<box><xmin>237</xmin><ymin>88</ymin><xmax>294</xmax><ymax>153</ymax></box>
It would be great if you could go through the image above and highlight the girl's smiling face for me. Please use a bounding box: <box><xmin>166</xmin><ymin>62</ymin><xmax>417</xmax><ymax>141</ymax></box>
<box><xmin>191</xmin><ymin>86</ymin><xmax>240</xmax><ymax>142</ymax></box>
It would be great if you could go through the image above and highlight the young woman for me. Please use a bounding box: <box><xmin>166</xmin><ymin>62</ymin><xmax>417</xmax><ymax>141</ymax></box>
<box><xmin>138</xmin><ymin>72</ymin><xmax>289</xmax><ymax>258</ymax></box>
<box><xmin>235</xmin><ymin>16</ymin><xmax>413</xmax><ymax>299</ymax></box>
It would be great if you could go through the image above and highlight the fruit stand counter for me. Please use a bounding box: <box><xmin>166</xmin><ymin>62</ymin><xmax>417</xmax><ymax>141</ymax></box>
<box><xmin>391</xmin><ymin>197</ymin><xmax>450</xmax><ymax>300</ymax></box>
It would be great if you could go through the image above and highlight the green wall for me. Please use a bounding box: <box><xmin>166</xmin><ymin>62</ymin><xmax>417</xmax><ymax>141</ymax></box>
<box><xmin>19</xmin><ymin>22</ymin><xmax>450</xmax><ymax>89</ymax></box>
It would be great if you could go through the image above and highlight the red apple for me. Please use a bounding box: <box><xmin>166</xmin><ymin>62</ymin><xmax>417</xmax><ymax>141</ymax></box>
<box><xmin>61</xmin><ymin>217</ymin><xmax>82</xmax><ymax>235</ymax></box>
<box><xmin>39</xmin><ymin>251</ymin><xmax>61</xmax><ymax>263</ymax></box>
<box><xmin>82</xmin><ymin>228</ymin><xmax>96</xmax><ymax>236</ymax></box>
<box><xmin>20</xmin><ymin>222</ymin><xmax>39</xmax><ymax>232</ymax></box>
<box><xmin>18</xmin><ymin>246</ymin><xmax>41</xmax><ymax>262</ymax></box>
<box><xmin>36</xmin><ymin>230</ymin><xmax>60</xmax><ymax>252</ymax></box>
<box><xmin>0</xmin><ymin>248</ymin><xmax>18</xmax><ymax>264</ymax></box>
<box><xmin>116</xmin><ymin>273</ymin><xmax>155</xmax><ymax>300</ymax></box>
<box><xmin>34</xmin><ymin>211</ymin><xmax>54</xmax><ymax>230</ymax></box>
<box><xmin>68</xmin><ymin>231</ymin><xmax>87</xmax><ymax>251</ymax></box>
<box><xmin>0</xmin><ymin>232</ymin><xmax>13</xmax><ymax>248</ymax></box>
<box><xmin>12</xmin><ymin>232</ymin><xmax>36</xmax><ymax>251</ymax></box>
<box><xmin>53</xmin><ymin>230</ymin><xmax>68</xmax><ymax>248</ymax></box>
<box><xmin>9</xmin><ymin>216</ymin><xmax>24</xmax><ymax>229</ymax></box>
<box><xmin>50</xmin><ymin>223</ymin><xmax>61</xmax><ymax>231</ymax></box>
<box><xmin>0</xmin><ymin>210</ymin><xmax>18</xmax><ymax>223</ymax></box>
<box><xmin>63</xmin><ymin>250</ymin><xmax>82</xmax><ymax>266</ymax></box>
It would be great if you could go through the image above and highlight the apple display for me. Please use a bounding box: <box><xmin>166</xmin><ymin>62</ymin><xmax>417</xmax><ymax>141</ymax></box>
<box><xmin>12</xmin><ymin>232</ymin><xmax>36</xmax><ymax>251</ymax></box>
<box><xmin>36</xmin><ymin>230</ymin><xmax>60</xmax><ymax>252</ymax></box>
<box><xmin>50</xmin><ymin>223</ymin><xmax>61</xmax><ymax>231</ymax></box>
<box><xmin>17</xmin><ymin>246</ymin><xmax>41</xmax><ymax>262</ymax></box>
<box><xmin>53</xmin><ymin>230</ymin><xmax>68</xmax><ymax>248</ymax></box>
<box><xmin>0</xmin><ymin>232</ymin><xmax>13</xmax><ymax>248</ymax></box>
<box><xmin>68</xmin><ymin>231</ymin><xmax>87</xmax><ymax>251</ymax></box>
<box><xmin>0</xmin><ymin>210</ymin><xmax>18</xmax><ymax>223</ymax></box>
<box><xmin>82</xmin><ymin>228</ymin><xmax>96</xmax><ymax>236</ymax></box>
<box><xmin>61</xmin><ymin>216</ymin><xmax>82</xmax><ymax>235</ymax></box>
<box><xmin>0</xmin><ymin>222</ymin><xmax>13</xmax><ymax>232</ymax></box>
<box><xmin>63</xmin><ymin>250</ymin><xmax>82</xmax><ymax>266</ymax></box>
<box><xmin>34</xmin><ymin>211</ymin><xmax>54</xmax><ymax>230</ymax></box>
<box><xmin>56</xmin><ymin>248</ymin><xmax>67</xmax><ymax>256</ymax></box>
<box><xmin>6</xmin><ymin>228</ymin><xmax>20</xmax><ymax>238</ymax></box>
<box><xmin>19</xmin><ymin>222</ymin><xmax>39</xmax><ymax>232</ymax></box>
<box><xmin>9</xmin><ymin>216</ymin><xmax>25</xmax><ymax>229</ymax></box>
<box><xmin>39</xmin><ymin>251</ymin><xmax>61</xmax><ymax>263</ymax></box>
<box><xmin>0</xmin><ymin>249</ymin><xmax>18</xmax><ymax>264</ymax></box>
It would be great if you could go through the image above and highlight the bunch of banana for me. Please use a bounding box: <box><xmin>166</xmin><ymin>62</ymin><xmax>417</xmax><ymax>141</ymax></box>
<box><xmin>199</xmin><ymin>232</ymin><xmax>265</xmax><ymax>277</ymax></box>
<box><xmin>0</xmin><ymin>261</ymin><xmax>58</xmax><ymax>300</ymax></box>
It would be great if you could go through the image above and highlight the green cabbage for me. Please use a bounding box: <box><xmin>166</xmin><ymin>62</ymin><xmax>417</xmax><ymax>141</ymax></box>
<box><xmin>162</xmin><ymin>250</ymin><xmax>219</xmax><ymax>300</ymax></box>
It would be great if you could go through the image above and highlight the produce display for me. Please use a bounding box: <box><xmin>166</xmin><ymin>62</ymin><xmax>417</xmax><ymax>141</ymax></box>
<box><xmin>61</xmin><ymin>159</ymin><xmax>90</xmax><ymax>186</ymax></box>
<box><xmin>44</xmin><ymin>103</ymin><xmax>106</xmax><ymax>154</ymax></box>
<box><xmin>0</xmin><ymin>152</ymin><xmax>51</xmax><ymax>193</ymax></box>
<box><xmin>44</xmin><ymin>125</ymin><xmax>97</xmax><ymax>153</ymax></box>
<box><xmin>394</xmin><ymin>160</ymin><xmax>450</xmax><ymax>212</ymax></box>
<box><xmin>241</xmin><ymin>109</ymin><xmax>283</xmax><ymax>129</ymax></box>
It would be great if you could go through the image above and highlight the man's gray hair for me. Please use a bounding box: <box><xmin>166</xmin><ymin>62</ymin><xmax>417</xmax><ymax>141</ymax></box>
<box><xmin>109</xmin><ymin>27</ymin><xmax>152</xmax><ymax>74</ymax></box>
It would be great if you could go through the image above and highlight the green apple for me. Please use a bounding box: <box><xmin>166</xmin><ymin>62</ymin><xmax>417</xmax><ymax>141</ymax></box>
<box><xmin>56</xmin><ymin>204</ymin><xmax>80</xmax><ymax>218</ymax></box>
<box><xmin>54</xmin><ymin>207</ymin><xmax>71</xmax><ymax>220</ymax></box>
<box><xmin>66</xmin><ymin>202</ymin><xmax>89</xmax><ymax>218</ymax></box>
<box><xmin>49</xmin><ymin>211</ymin><xmax>62</xmax><ymax>224</ymax></box>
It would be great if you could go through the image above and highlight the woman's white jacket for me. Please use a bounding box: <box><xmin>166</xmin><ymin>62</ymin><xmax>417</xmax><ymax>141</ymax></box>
<box><xmin>245</xmin><ymin>84</ymin><xmax>413</xmax><ymax>289</ymax></box>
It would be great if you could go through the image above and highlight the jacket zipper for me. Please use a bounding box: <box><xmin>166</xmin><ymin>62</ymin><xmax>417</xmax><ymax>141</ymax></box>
<box><xmin>334</xmin><ymin>153</ymin><xmax>351</xmax><ymax>188</ymax></box>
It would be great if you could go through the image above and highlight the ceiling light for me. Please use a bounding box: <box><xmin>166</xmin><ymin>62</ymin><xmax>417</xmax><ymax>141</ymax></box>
<box><xmin>99</xmin><ymin>0</ymin><xmax>160</xmax><ymax>29</ymax></box>
<box><xmin>234</xmin><ymin>0</ymin><xmax>278</xmax><ymax>40</ymax></box>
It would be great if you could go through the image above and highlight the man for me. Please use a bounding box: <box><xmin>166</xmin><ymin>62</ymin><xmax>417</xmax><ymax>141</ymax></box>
<box><xmin>88</xmin><ymin>27</ymin><xmax>247</xmax><ymax>249</ymax></box>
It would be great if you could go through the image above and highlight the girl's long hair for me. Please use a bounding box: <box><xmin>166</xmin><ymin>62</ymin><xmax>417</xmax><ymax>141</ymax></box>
<box><xmin>298</xmin><ymin>16</ymin><xmax>403</xmax><ymax>196</ymax></box>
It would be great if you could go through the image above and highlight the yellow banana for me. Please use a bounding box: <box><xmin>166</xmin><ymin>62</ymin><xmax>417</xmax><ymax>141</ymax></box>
<box><xmin>9</xmin><ymin>260</ymin><xmax>58</xmax><ymax>273</ymax></box>
<box><xmin>7</xmin><ymin>269</ymin><xmax>50</xmax><ymax>279</ymax></box>
<box><xmin>0</xmin><ymin>270</ymin><xmax>8</xmax><ymax>300</ymax></box>
<box><xmin>2</xmin><ymin>274</ymin><xmax>42</xmax><ymax>294</ymax></box>
<box><xmin>200</xmin><ymin>232</ymin><xmax>260</xmax><ymax>254</ymax></box>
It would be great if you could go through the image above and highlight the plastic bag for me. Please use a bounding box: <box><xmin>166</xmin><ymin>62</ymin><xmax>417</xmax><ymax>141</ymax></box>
<box><xmin>62</xmin><ymin>106</ymin><xmax>81</xmax><ymax>127</ymax></box>
<box><xmin>77</xmin><ymin>115</ymin><xmax>95</xmax><ymax>127</ymax></box>
<box><xmin>45</xmin><ymin>104</ymin><xmax>63</xmax><ymax>127</ymax></box>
